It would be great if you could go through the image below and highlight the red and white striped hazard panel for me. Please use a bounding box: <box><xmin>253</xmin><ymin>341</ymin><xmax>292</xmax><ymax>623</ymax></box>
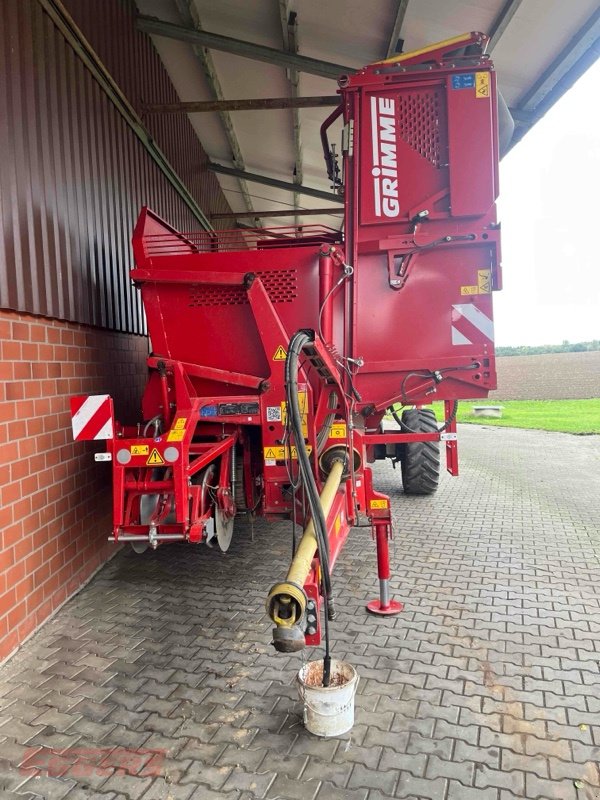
<box><xmin>451</xmin><ymin>303</ymin><xmax>494</xmax><ymax>346</ymax></box>
<box><xmin>70</xmin><ymin>395</ymin><xmax>114</xmax><ymax>441</ymax></box>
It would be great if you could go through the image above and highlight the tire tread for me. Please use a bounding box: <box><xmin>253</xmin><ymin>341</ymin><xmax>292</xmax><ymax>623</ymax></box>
<box><xmin>400</xmin><ymin>408</ymin><xmax>440</xmax><ymax>495</ymax></box>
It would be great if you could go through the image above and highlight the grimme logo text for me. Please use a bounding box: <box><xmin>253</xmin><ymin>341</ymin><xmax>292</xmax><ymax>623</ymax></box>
<box><xmin>370</xmin><ymin>96</ymin><xmax>399</xmax><ymax>218</ymax></box>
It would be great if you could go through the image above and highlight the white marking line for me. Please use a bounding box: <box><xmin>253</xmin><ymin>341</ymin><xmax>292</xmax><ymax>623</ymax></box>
<box><xmin>452</xmin><ymin>327</ymin><xmax>472</xmax><ymax>345</ymax></box>
<box><xmin>371</xmin><ymin>96</ymin><xmax>379</xmax><ymax>167</ymax></box>
<box><xmin>371</xmin><ymin>96</ymin><xmax>381</xmax><ymax>217</ymax></box>
<box><xmin>71</xmin><ymin>395</ymin><xmax>109</xmax><ymax>439</ymax></box>
<box><xmin>93</xmin><ymin>418</ymin><xmax>114</xmax><ymax>440</ymax></box>
<box><xmin>452</xmin><ymin>303</ymin><xmax>495</xmax><ymax>341</ymax></box>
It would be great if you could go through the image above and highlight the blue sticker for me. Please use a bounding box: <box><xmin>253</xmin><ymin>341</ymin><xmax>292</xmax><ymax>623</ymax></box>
<box><xmin>200</xmin><ymin>405</ymin><xmax>218</xmax><ymax>417</ymax></box>
<box><xmin>452</xmin><ymin>73</ymin><xmax>475</xmax><ymax>89</ymax></box>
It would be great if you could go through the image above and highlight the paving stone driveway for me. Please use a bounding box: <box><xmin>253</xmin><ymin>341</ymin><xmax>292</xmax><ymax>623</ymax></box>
<box><xmin>1</xmin><ymin>425</ymin><xmax>600</xmax><ymax>800</ymax></box>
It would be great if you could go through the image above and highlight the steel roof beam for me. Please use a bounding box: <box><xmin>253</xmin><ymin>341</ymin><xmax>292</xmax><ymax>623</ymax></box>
<box><xmin>211</xmin><ymin>207</ymin><xmax>343</xmax><ymax>219</ymax></box>
<box><xmin>173</xmin><ymin>0</ymin><xmax>254</xmax><ymax>215</ymax></box>
<box><xmin>506</xmin><ymin>6</ymin><xmax>600</xmax><ymax>150</ymax></box>
<box><xmin>141</xmin><ymin>96</ymin><xmax>340</xmax><ymax>114</ymax></box>
<box><xmin>487</xmin><ymin>0</ymin><xmax>523</xmax><ymax>52</ymax></box>
<box><xmin>279</xmin><ymin>2</ymin><xmax>303</xmax><ymax>222</ymax></box>
<box><xmin>386</xmin><ymin>0</ymin><xmax>410</xmax><ymax>58</ymax></box>
<box><xmin>137</xmin><ymin>14</ymin><xmax>354</xmax><ymax>79</ymax></box>
<box><xmin>207</xmin><ymin>163</ymin><xmax>343</xmax><ymax>203</ymax></box>
<box><xmin>517</xmin><ymin>6</ymin><xmax>600</xmax><ymax>111</ymax></box>
<box><xmin>508</xmin><ymin>107</ymin><xmax>534</xmax><ymax>125</ymax></box>
<box><xmin>509</xmin><ymin>41</ymin><xmax>600</xmax><ymax>148</ymax></box>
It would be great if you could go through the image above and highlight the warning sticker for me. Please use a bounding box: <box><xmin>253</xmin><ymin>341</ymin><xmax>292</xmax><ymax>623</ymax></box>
<box><xmin>167</xmin><ymin>428</ymin><xmax>185</xmax><ymax>442</ymax></box>
<box><xmin>147</xmin><ymin>448</ymin><xmax>165</xmax><ymax>466</ymax></box>
<box><xmin>173</xmin><ymin>417</ymin><xmax>186</xmax><ymax>430</ymax></box>
<box><xmin>263</xmin><ymin>445</ymin><xmax>313</xmax><ymax>461</ymax></box>
<box><xmin>475</xmin><ymin>72</ymin><xmax>490</xmax><ymax>98</ymax></box>
<box><xmin>369</xmin><ymin>499</ymin><xmax>389</xmax><ymax>510</ymax></box>
<box><xmin>330</xmin><ymin>423</ymin><xmax>347</xmax><ymax>439</ymax></box>
<box><xmin>460</xmin><ymin>269</ymin><xmax>492</xmax><ymax>296</ymax></box>
<box><xmin>130</xmin><ymin>444</ymin><xmax>149</xmax><ymax>456</ymax></box>
<box><xmin>273</xmin><ymin>345</ymin><xmax>287</xmax><ymax>361</ymax></box>
<box><xmin>477</xmin><ymin>269</ymin><xmax>491</xmax><ymax>293</ymax></box>
<box><xmin>281</xmin><ymin>391</ymin><xmax>308</xmax><ymax>438</ymax></box>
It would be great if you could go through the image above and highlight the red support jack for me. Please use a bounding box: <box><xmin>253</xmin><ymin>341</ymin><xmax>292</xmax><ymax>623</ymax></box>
<box><xmin>366</xmin><ymin>522</ymin><xmax>403</xmax><ymax>616</ymax></box>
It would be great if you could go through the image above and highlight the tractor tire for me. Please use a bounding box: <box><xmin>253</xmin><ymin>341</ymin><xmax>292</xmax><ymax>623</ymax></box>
<box><xmin>400</xmin><ymin>408</ymin><xmax>440</xmax><ymax>495</ymax></box>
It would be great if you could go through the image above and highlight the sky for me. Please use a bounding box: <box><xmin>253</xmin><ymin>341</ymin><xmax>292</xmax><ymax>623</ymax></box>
<box><xmin>494</xmin><ymin>58</ymin><xmax>600</xmax><ymax>347</ymax></box>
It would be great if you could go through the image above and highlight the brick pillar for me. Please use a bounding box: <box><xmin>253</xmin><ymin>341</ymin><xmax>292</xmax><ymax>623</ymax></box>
<box><xmin>0</xmin><ymin>310</ymin><xmax>148</xmax><ymax>661</ymax></box>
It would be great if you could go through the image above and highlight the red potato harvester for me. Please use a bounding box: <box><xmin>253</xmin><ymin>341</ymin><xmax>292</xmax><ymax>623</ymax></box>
<box><xmin>71</xmin><ymin>33</ymin><xmax>507</xmax><ymax>684</ymax></box>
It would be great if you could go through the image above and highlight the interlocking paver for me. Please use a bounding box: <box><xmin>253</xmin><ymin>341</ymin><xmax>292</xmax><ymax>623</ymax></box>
<box><xmin>394</xmin><ymin>772</ymin><xmax>446</xmax><ymax>799</ymax></box>
<box><xmin>315</xmin><ymin>782</ymin><xmax>368</xmax><ymax>800</ymax></box>
<box><xmin>0</xmin><ymin>426</ymin><xmax>599</xmax><ymax>799</ymax></box>
<box><xmin>266</xmin><ymin>774</ymin><xmax>321</xmax><ymax>799</ymax></box>
<box><xmin>220</xmin><ymin>766</ymin><xmax>277</xmax><ymax>797</ymax></box>
<box><xmin>425</xmin><ymin>753</ymin><xmax>475</xmax><ymax>784</ymax></box>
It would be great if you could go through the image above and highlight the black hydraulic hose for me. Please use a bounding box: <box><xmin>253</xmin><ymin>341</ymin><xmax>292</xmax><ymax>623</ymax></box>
<box><xmin>285</xmin><ymin>330</ymin><xmax>334</xmax><ymax>686</ymax></box>
<box><xmin>391</xmin><ymin>399</ymin><xmax>458</xmax><ymax>433</ymax></box>
<box><xmin>285</xmin><ymin>333</ymin><xmax>332</xmax><ymax>588</ymax></box>
<box><xmin>437</xmin><ymin>400</ymin><xmax>458</xmax><ymax>432</ymax></box>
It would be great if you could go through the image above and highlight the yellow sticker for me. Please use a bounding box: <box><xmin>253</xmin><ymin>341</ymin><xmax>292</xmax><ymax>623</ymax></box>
<box><xmin>461</xmin><ymin>268</ymin><xmax>492</xmax><ymax>296</ymax></box>
<box><xmin>263</xmin><ymin>445</ymin><xmax>312</xmax><ymax>460</ymax></box>
<box><xmin>477</xmin><ymin>269</ymin><xmax>491</xmax><ymax>293</ymax></box>
<box><xmin>167</xmin><ymin>428</ymin><xmax>185</xmax><ymax>442</ymax></box>
<box><xmin>475</xmin><ymin>72</ymin><xmax>490</xmax><ymax>98</ymax></box>
<box><xmin>147</xmin><ymin>448</ymin><xmax>165</xmax><ymax>466</ymax></box>
<box><xmin>281</xmin><ymin>392</ymin><xmax>308</xmax><ymax>438</ymax></box>
<box><xmin>173</xmin><ymin>417</ymin><xmax>186</xmax><ymax>430</ymax></box>
<box><xmin>370</xmin><ymin>499</ymin><xmax>389</xmax><ymax>509</ymax></box>
<box><xmin>273</xmin><ymin>345</ymin><xmax>287</xmax><ymax>361</ymax></box>
<box><xmin>130</xmin><ymin>444</ymin><xmax>149</xmax><ymax>456</ymax></box>
<box><xmin>330</xmin><ymin>423</ymin><xmax>347</xmax><ymax>439</ymax></box>
<box><xmin>334</xmin><ymin>515</ymin><xmax>341</xmax><ymax>534</ymax></box>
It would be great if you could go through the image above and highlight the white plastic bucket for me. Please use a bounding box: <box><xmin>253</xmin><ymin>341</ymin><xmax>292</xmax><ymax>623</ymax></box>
<box><xmin>297</xmin><ymin>659</ymin><xmax>359</xmax><ymax>737</ymax></box>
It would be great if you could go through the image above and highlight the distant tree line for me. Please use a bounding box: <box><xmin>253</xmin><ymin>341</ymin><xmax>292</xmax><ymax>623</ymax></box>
<box><xmin>496</xmin><ymin>340</ymin><xmax>600</xmax><ymax>357</ymax></box>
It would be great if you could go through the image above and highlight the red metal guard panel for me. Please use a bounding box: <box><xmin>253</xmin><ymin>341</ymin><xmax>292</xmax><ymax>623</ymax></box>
<box><xmin>343</xmin><ymin>57</ymin><xmax>500</xmax><ymax>410</ymax></box>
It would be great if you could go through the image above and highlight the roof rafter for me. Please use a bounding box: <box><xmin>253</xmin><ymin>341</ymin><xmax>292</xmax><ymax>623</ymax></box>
<box><xmin>279</xmin><ymin>1</ymin><xmax>303</xmax><ymax>222</ymax></box>
<box><xmin>517</xmin><ymin>5</ymin><xmax>600</xmax><ymax>112</ymax></box>
<box><xmin>487</xmin><ymin>0</ymin><xmax>523</xmax><ymax>52</ymax></box>
<box><xmin>211</xmin><ymin>207</ymin><xmax>343</xmax><ymax>220</ymax></box>
<box><xmin>141</xmin><ymin>96</ymin><xmax>340</xmax><ymax>114</ymax></box>
<box><xmin>173</xmin><ymin>0</ymin><xmax>255</xmax><ymax>217</ymax></box>
<box><xmin>386</xmin><ymin>0</ymin><xmax>410</xmax><ymax>58</ymax></box>
<box><xmin>508</xmin><ymin>6</ymin><xmax>600</xmax><ymax>149</ymax></box>
<box><xmin>136</xmin><ymin>14</ymin><xmax>354</xmax><ymax>79</ymax></box>
<box><xmin>207</xmin><ymin>163</ymin><xmax>343</xmax><ymax>202</ymax></box>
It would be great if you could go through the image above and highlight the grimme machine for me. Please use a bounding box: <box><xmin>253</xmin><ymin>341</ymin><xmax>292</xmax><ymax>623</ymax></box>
<box><xmin>72</xmin><ymin>34</ymin><xmax>503</xmax><ymax>682</ymax></box>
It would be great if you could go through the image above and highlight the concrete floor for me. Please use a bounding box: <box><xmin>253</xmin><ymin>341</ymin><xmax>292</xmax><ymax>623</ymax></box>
<box><xmin>1</xmin><ymin>425</ymin><xmax>600</xmax><ymax>800</ymax></box>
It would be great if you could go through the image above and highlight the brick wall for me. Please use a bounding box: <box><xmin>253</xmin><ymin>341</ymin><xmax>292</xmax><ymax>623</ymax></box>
<box><xmin>490</xmin><ymin>351</ymin><xmax>600</xmax><ymax>400</ymax></box>
<box><xmin>0</xmin><ymin>310</ymin><xmax>148</xmax><ymax>661</ymax></box>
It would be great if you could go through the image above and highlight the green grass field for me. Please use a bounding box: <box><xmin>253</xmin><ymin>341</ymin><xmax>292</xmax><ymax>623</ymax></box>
<box><xmin>424</xmin><ymin>399</ymin><xmax>600</xmax><ymax>435</ymax></box>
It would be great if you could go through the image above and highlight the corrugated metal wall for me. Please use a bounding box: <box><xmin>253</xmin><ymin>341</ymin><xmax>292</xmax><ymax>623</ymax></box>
<box><xmin>0</xmin><ymin>0</ymin><xmax>232</xmax><ymax>334</ymax></box>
